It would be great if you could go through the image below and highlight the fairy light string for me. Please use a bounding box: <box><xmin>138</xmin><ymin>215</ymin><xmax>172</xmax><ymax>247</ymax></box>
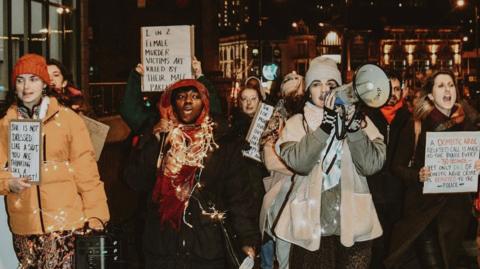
<box><xmin>156</xmin><ymin>118</ymin><xmax>226</xmax><ymax>228</ymax></box>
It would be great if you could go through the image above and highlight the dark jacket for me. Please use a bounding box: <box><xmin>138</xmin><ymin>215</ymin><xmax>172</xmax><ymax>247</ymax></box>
<box><xmin>385</xmin><ymin>107</ymin><xmax>473</xmax><ymax>269</ymax></box>
<box><xmin>226</xmin><ymin>110</ymin><xmax>268</xmax><ymax>225</ymax></box>
<box><xmin>365</xmin><ymin>105</ymin><xmax>411</xmax><ymax>269</ymax></box>
<box><xmin>365</xmin><ymin>105</ymin><xmax>411</xmax><ymax>206</ymax></box>
<box><xmin>123</xmin><ymin>122</ymin><xmax>260</xmax><ymax>268</ymax></box>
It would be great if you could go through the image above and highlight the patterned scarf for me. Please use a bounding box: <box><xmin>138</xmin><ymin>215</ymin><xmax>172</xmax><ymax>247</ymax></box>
<box><xmin>303</xmin><ymin>102</ymin><xmax>343</xmax><ymax>191</ymax></box>
<box><xmin>17</xmin><ymin>96</ymin><xmax>50</xmax><ymax>120</ymax></box>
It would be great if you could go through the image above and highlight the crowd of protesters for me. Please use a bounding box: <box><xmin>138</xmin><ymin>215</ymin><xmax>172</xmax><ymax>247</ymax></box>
<box><xmin>116</xmin><ymin>55</ymin><xmax>480</xmax><ymax>269</ymax></box>
<box><xmin>1</xmin><ymin>52</ymin><xmax>480</xmax><ymax>269</ymax></box>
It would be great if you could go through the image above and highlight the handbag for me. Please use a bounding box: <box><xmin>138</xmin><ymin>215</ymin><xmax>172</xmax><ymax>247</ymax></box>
<box><xmin>74</xmin><ymin>217</ymin><xmax>123</xmax><ymax>269</ymax></box>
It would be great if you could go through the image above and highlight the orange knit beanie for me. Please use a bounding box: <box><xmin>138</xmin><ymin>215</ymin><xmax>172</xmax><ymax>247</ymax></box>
<box><xmin>12</xmin><ymin>54</ymin><xmax>50</xmax><ymax>85</ymax></box>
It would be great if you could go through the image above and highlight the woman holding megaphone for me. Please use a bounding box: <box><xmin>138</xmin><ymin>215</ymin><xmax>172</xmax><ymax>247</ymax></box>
<box><xmin>273</xmin><ymin>56</ymin><xmax>386</xmax><ymax>268</ymax></box>
<box><xmin>386</xmin><ymin>70</ymin><xmax>480</xmax><ymax>269</ymax></box>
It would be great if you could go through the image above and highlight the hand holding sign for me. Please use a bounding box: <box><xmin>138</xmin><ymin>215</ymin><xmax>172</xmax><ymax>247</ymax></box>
<box><xmin>8</xmin><ymin>177</ymin><xmax>31</xmax><ymax>193</ymax></box>
<box><xmin>135</xmin><ymin>63</ymin><xmax>145</xmax><ymax>76</ymax></box>
<box><xmin>476</xmin><ymin>160</ymin><xmax>480</xmax><ymax>171</ymax></box>
<box><xmin>192</xmin><ymin>56</ymin><xmax>203</xmax><ymax>79</ymax></box>
<box><xmin>419</xmin><ymin>166</ymin><xmax>432</xmax><ymax>182</ymax></box>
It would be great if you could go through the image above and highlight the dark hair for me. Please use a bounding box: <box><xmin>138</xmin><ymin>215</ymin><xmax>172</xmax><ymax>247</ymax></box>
<box><xmin>47</xmin><ymin>58</ymin><xmax>75</xmax><ymax>88</ymax></box>
<box><xmin>384</xmin><ymin>69</ymin><xmax>403</xmax><ymax>82</ymax></box>
<box><xmin>245</xmin><ymin>77</ymin><xmax>261</xmax><ymax>92</ymax></box>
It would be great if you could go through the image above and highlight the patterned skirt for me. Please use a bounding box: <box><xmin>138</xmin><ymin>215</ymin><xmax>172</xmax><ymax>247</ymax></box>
<box><xmin>13</xmin><ymin>231</ymin><xmax>77</xmax><ymax>269</ymax></box>
<box><xmin>289</xmin><ymin>235</ymin><xmax>372</xmax><ymax>269</ymax></box>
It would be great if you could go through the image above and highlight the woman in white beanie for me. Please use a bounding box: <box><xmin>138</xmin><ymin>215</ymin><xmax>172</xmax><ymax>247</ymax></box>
<box><xmin>273</xmin><ymin>56</ymin><xmax>386</xmax><ymax>268</ymax></box>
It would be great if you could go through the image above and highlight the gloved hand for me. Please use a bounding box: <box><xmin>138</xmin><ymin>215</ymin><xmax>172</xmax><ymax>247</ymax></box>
<box><xmin>320</xmin><ymin>106</ymin><xmax>337</xmax><ymax>134</ymax></box>
<box><xmin>347</xmin><ymin>109</ymin><xmax>365</xmax><ymax>132</ymax></box>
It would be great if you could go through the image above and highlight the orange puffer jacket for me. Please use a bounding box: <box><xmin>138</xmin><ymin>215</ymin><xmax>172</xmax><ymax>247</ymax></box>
<box><xmin>0</xmin><ymin>97</ymin><xmax>109</xmax><ymax>235</ymax></box>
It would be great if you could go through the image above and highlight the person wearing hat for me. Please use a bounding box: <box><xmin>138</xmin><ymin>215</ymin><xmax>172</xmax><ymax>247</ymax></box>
<box><xmin>273</xmin><ymin>56</ymin><xmax>386</xmax><ymax>268</ymax></box>
<box><xmin>0</xmin><ymin>54</ymin><xmax>109</xmax><ymax>268</ymax></box>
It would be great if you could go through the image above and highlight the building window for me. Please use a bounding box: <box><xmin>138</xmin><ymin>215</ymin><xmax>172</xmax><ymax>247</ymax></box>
<box><xmin>0</xmin><ymin>0</ymin><xmax>79</xmax><ymax>102</ymax></box>
<box><xmin>0</xmin><ymin>0</ymin><xmax>7</xmax><ymax>101</ymax></box>
<box><xmin>297</xmin><ymin>42</ymin><xmax>307</xmax><ymax>58</ymax></box>
<box><xmin>296</xmin><ymin>61</ymin><xmax>307</xmax><ymax>76</ymax></box>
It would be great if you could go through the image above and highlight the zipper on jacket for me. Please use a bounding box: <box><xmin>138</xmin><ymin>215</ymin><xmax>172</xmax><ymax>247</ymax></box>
<box><xmin>36</xmin><ymin>133</ymin><xmax>46</xmax><ymax>234</ymax></box>
<box><xmin>386</xmin><ymin>124</ymin><xmax>390</xmax><ymax>146</ymax></box>
<box><xmin>36</xmin><ymin>186</ymin><xmax>46</xmax><ymax>233</ymax></box>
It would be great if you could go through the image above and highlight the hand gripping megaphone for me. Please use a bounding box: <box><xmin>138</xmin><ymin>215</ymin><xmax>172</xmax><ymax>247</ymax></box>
<box><xmin>333</xmin><ymin>64</ymin><xmax>391</xmax><ymax>108</ymax></box>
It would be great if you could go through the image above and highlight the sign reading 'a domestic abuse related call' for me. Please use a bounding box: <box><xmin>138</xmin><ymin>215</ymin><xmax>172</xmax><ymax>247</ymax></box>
<box><xmin>141</xmin><ymin>25</ymin><xmax>194</xmax><ymax>92</ymax></box>
<box><xmin>9</xmin><ymin>120</ymin><xmax>42</xmax><ymax>184</ymax></box>
<box><xmin>424</xmin><ymin>131</ymin><xmax>480</xmax><ymax>193</ymax></box>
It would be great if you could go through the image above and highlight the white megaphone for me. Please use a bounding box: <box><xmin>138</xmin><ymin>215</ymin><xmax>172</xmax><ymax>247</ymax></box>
<box><xmin>333</xmin><ymin>64</ymin><xmax>391</xmax><ymax>108</ymax></box>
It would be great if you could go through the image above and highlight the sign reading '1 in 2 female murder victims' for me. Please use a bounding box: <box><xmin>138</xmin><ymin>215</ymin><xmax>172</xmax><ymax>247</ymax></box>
<box><xmin>8</xmin><ymin>120</ymin><xmax>42</xmax><ymax>184</ymax></box>
<box><xmin>424</xmin><ymin>131</ymin><xmax>480</xmax><ymax>194</ymax></box>
<box><xmin>141</xmin><ymin>25</ymin><xmax>194</xmax><ymax>92</ymax></box>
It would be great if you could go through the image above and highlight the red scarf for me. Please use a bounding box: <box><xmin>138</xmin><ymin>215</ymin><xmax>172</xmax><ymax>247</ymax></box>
<box><xmin>151</xmin><ymin>127</ymin><xmax>201</xmax><ymax>230</ymax></box>
<box><xmin>151</xmin><ymin>79</ymin><xmax>211</xmax><ymax>231</ymax></box>
<box><xmin>380</xmin><ymin>99</ymin><xmax>404</xmax><ymax>124</ymax></box>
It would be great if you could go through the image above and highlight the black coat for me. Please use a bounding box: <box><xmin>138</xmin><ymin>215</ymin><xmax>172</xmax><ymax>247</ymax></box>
<box><xmin>365</xmin><ymin>105</ymin><xmax>411</xmax><ymax>207</ymax></box>
<box><xmin>123</xmin><ymin>121</ymin><xmax>261</xmax><ymax>269</ymax></box>
<box><xmin>385</xmin><ymin>108</ymin><xmax>473</xmax><ymax>269</ymax></box>
<box><xmin>365</xmin><ymin>105</ymin><xmax>411</xmax><ymax>269</ymax></box>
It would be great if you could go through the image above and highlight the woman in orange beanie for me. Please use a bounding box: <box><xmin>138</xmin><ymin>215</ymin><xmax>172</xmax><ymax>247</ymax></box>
<box><xmin>0</xmin><ymin>54</ymin><xmax>109</xmax><ymax>268</ymax></box>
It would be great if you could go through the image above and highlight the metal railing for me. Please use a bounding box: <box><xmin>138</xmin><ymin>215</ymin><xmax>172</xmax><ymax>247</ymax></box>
<box><xmin>87</xmin><ymin>82</ymin><xmax>127</xmax><ymax>117</ymax></box>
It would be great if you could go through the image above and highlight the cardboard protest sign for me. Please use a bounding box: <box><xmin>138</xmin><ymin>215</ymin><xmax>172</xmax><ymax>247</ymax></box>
<box><xmin>141</xmin><ymin>25</ymin><xmax>194</xmax><ymax>92</ymax></box>
<box><xmin>8</xmin><ymin>120</ymin><xmax>42</xmax><ymax>184</ymax></box>
<box><xmin>80</xmin><ymin>115</ymin><xmax>110</xmax><ymax>161</ymax></box>
<box><xmin>424</xmin><ymin>131</ymin><xmax>480</xmax><ymax>193</ymax></box>
<box><xmin>242</xmin><ymin>103</ymin><xmax>275</xmax><ymax>162</ymax></box>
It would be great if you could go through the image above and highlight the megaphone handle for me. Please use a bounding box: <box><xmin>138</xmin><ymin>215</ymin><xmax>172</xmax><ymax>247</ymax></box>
<box><xmin>334</xmin><ymin>106</ymin><xmax>347</xmax><ymax>140</ymax></box>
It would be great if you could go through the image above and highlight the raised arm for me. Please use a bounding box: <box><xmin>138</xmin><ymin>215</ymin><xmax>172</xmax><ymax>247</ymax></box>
<box><xmin>119</xmin><ymin>66</ymin><xmax>157</xmax><ymax>135</ymax></box>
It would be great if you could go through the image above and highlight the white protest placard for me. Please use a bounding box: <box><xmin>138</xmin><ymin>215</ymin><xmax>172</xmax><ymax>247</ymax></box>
<box><xmin>8</xmin><ymin>120</ymin><xmax>42</xmax><ymax>184</ymax></box>
<box><xmin>80</xmin><ymin>115</ymin><xmax>110</xmax><ymax>161</ymax></box>
<box><xmin>424</xmin><ymin>131</ymin><xmax>480</xmax><ymax>193</ymax></box>
<box><xmin>242</xmin><ymin>103</ymin><xmax>275</xmax><ymax>162</ymax></box>
<box><xmin>141</xmin><ymin>25</ymin><xmax>194</xmax><ymax>92</ymax></box>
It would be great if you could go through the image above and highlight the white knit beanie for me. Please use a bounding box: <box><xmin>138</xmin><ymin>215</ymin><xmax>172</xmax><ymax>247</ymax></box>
<box><xmin>305</xmin><ymin>56</ymin><xmax>342</xmax><ymax>90</ymax></box>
